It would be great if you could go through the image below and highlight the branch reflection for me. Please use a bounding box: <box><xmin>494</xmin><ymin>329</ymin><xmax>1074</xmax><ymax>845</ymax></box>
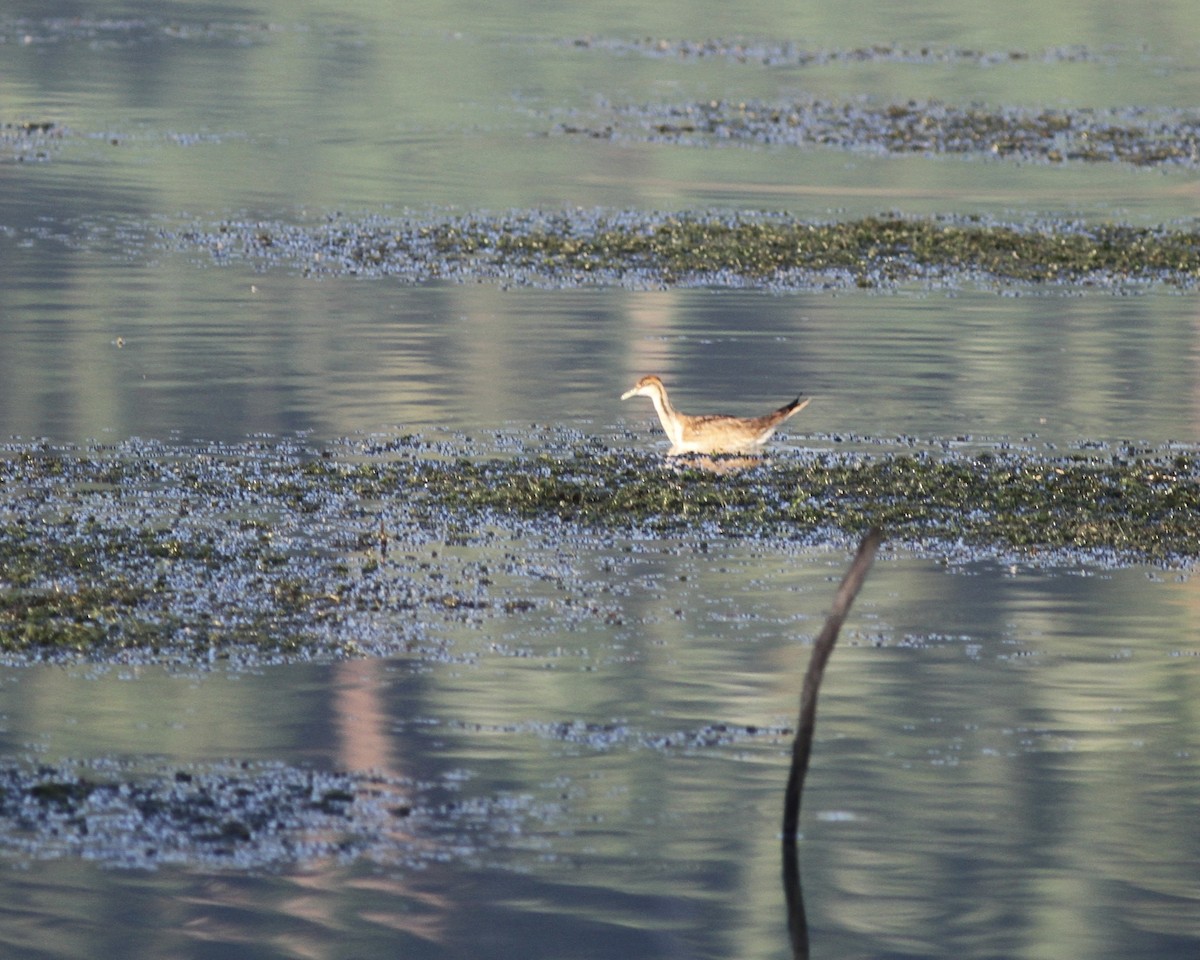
<box><xmin>782</xmin><ymin>839</ymin><xmax>810</xmax><ymax>960</ymax></box>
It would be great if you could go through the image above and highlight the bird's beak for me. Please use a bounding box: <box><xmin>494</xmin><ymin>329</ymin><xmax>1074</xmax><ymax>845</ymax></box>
<box><xmin>620</xmin><ymin>387</ymin><xmax>638</xmax><ymax>400</ymax></box>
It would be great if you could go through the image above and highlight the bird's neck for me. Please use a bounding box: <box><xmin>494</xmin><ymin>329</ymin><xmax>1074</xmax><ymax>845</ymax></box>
<box><xmin>647</xmin><ymin>386</ymin><xmax>683</xmax><ymax>445</ymax></box>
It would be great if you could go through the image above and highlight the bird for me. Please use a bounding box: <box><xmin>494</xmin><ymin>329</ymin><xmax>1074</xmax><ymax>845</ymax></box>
<box><xmin>620</xmin><ymin>374</ymin><xmax>810</xmax><ymax>455</ymax></box>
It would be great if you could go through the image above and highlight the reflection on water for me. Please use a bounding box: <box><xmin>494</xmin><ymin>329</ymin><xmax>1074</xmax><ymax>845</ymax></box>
<box><xmin>2</xmin><ymin>0</ymin><xmax>1200</xmax><ymax>957</ymax></box>
<box><xmin>0</xmin><ymin>555</ymin><xmax>1197</xmax><ymax>958</ymax></box>
<box><xmin>783</xmin><ymin>842</ymin><xmax>810</xmax><ymax>960</ymax></box>
<box><xmin>2</xmin><ymin>271</ymin><xmax>1198</xmax><ymax>447</ymax></box>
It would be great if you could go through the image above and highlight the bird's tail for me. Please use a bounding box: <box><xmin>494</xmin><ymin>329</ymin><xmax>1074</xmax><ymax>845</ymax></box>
<box><xmin>776</xmin><ymin>396</ymin><xmax>812</xmax><ymax>421</ymax></box>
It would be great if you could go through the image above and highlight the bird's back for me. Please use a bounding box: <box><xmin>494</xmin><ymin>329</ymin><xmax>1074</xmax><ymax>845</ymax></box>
<box><xmin>674</xmin><ymin>397</ymin><xmax>810</xmax><ymax>454</ymax></box>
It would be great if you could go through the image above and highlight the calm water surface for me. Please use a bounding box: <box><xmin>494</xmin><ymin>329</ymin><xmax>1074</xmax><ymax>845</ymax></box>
<box><xmin>1</xmin><ymin>1</ymin><xmax>1199</xmax><ymax>958</ymax></box>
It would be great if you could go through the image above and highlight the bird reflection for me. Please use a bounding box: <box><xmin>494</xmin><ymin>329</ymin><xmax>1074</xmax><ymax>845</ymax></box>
<box><xmin>668</xmin><ymin>453</ymin><xmax>767</xmax><ymax>474</ymax></box>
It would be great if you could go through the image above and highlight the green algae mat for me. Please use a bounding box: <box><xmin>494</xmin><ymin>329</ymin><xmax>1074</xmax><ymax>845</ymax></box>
<box><xmin>2</xmin><ymin>438</ymin><xmax>1197</xmax><ymax>663</ymax></box>
<box><xmin>174</xmin><ymin>212</ymin><xmax>1200</xmax><ymax>290</ymax></box>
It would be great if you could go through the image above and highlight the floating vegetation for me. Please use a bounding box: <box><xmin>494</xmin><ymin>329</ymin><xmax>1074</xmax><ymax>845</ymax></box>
<box><xmin>414</xmin><ymin>446</ymin><xmax>1200</xmax><ymax>563</ymax></box>
<box><xmin>559</xmin><ymin>99</ymin><xmax>1200</xmax><ymax>168</ymax></box>
<box><xmin>169</xmin><ymin>210</ymin><xmax>1200</xmax><ymax>290</ymax></box>
<box><xmin>559</xmin><ymin>38</ymin><xmax>1199</xmax><ymax>167</ymax></box>
<box><xmin>1</xmin><ymin>437</ymin><xmax>1197</xmax><ymax>664</ymax></box>
<box><xmin>0</xmin><ymin>758</ymin><xmax>559</xmax><ymax>871</ymax></box>
<box><xmin>0</xmin><ymin>120</ymin><xmax>64</xmax><ymax>163</ymax></box>
<box><xmin>0</xmin><ymin>438</ymin><xmax>473</xmax><ymax>663</ymax></box>
<box><xmin>568</xmin><ymin>36</ymin><xmax>1108</xmax><ymax>68</ymax></box>
<box><xmin>443</xmin><ymin>716</ymin><xmax>789</xmax><ymax>752</ymax></box>
<box><xmin>0</xmin><ymin>16</ymin><xmax>279</xmax><ymax>48</ymax></box>
<box><xmin>0</xmin><ymin>718</ymin><xmax>792</xmax><ymax>870</ymax></box>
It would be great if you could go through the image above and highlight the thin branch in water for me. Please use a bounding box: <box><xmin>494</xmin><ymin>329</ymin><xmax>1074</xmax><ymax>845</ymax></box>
<box><xmin>782</xmin><ymin>529</ymin><xmax>882</xmax><ymax>842</ymax></box>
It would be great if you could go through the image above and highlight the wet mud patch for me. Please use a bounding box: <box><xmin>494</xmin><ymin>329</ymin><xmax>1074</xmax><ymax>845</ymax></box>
<box><xmin>0</xmin><ymin>758</ymin><xmax>562</xmax><ymax>871</ymax></box>
<box><xmin>2</xmin><ymin>435</ymin><xmax>1197</xmax><ymax>666</ymax></box>
<box><xmin>166</xmin><ymin>210</ymin><xmax>1200</xmax><ymax>290</ymax></box>
<box><xmin>558</xmin><ymin>99</ymin><xmax>1200</xmax><ymax>168</ymax></box>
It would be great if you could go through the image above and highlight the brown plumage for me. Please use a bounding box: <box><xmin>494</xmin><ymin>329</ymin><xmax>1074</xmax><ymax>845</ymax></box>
<box><xmin>620</xmin><ymin>374</ymin><xmax>810</xmax><ymax>455</ymax></box>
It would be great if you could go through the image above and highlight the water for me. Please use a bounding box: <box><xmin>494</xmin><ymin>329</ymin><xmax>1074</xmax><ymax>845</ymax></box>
<box><xmin>2</xmin><ymin>2</ymin><xmax>1199</xmax><ymax>958</ymax></box>
<box><xmin>4</xmin><ymin>280</ymin><xmax>1197</xmax><ymax>444</ymax></box>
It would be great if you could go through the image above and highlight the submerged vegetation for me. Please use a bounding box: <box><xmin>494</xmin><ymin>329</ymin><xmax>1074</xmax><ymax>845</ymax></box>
<box><xmin>176</xmin><ymin>211</ymin><xmax>1200</xmax><ymax>290</ymax></box>
<box><xmin>1</xmin><ymin>438</ymin><xmax>1197</xmax><ymax>662</ymax></box>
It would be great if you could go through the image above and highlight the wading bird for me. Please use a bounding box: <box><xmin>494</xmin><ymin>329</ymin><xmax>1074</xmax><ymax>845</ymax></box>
<box><xmin>621</xmin><ymin>374</ymin><xmax>810</xmax><ymax>455</ymax></box>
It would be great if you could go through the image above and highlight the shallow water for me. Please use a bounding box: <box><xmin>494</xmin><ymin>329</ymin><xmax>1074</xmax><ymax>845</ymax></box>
<box><xmin>4</xmin><ymin>277</ymin><xmax>1198</xmax><ymax>447</ymax></box>
<box><xmin>0</xmin><ymin>555</ymin><xmax>1197</xmax><ymax>958</ymax></box>
<box><xmin>2</xmin><ymin>1</ymin><xmax>1200</xmax><ymax>958</ymax></box>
